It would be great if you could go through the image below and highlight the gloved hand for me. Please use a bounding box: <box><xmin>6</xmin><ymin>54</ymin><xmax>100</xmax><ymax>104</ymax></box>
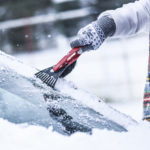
<box><xmin>70</xmin><ymin>16</ymin><xmax>116</xmax><ymax>51</ymax></box>
<box><xmin>61</xmin><ymin>16</ymin><xmax>116</xmax><ymax>78</ymax></box>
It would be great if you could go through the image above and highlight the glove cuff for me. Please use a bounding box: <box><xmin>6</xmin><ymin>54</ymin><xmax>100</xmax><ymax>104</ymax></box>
<box><xmin>97</xmin><ymin>16</ymin><xmax>116</xmax><ymax>37</ymax></box>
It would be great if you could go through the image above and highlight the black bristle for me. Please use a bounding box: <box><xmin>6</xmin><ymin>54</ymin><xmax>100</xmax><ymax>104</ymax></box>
<box><xmin>35</xmin><ymin>65</ymin><xmax>67</xmax><ymax>88</ymax></box>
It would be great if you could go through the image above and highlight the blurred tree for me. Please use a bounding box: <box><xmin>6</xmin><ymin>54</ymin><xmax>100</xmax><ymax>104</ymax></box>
<box><xmin>0</xmin><ymin>0</ymin><xmax>54</xmax><ymax>52</ymax></box>
<box><xmin>54</xmin><ymin>0</ymin><xmax>135</xmax><ymax>37</ymax></box>
<box><xmin>0</xmin><ymin>0</ymin><xmax>53</xmax><ymax>21</ymax></box>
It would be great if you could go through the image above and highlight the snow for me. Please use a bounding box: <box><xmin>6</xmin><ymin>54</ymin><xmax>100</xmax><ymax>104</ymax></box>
<box><xmin>0</xmin><ymin>33</ymin><xmax>149</xmax><ymax>149</ymax></box>
<box><xmin>0</xmin><ymin>51</ymin><xmax>37</xmax><ymax>77</ymax></box>
<box><xmin>111</xmin><ymin>100</ymin><xmax>143</xmax><ymax>121</ymax></box>
<box><xmin>0</xmin><ymin>118</ymin><xmax>150</xmax><ymax>150</ymax></box>
<box><xmin>55</xmin><ymin>79</ymin><xmax>137</xmax><ymax>128</ymax></box>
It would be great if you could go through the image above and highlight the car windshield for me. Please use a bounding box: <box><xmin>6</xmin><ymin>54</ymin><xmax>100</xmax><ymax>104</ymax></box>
<box><xmin>0</xmin><ymin>51</ymin><xmax>137</xmax><ymax>135</ymax></box>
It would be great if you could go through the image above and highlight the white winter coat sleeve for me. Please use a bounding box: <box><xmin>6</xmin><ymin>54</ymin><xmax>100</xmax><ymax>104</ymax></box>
<box><xmin>99</xmin><ymin>0</ymin><xmax>150</xmax><ymax>37</ymax></box>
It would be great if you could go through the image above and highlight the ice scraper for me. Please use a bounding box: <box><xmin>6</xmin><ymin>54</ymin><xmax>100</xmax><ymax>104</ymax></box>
<box><xmin>35</xmin><ymin>47</ymin><xmax>82</xmax><ymax>88</ymax></box>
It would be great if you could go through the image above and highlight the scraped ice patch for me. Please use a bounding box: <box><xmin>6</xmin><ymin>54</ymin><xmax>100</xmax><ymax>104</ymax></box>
<box><xmin>55</xmin><ymin>79</ymin><xmax>137</xmax><ymax>129</ymax></box>
<box><xmin>0</xmin><ymin>118</ymin><xmax>150</xmax><ymax>150</ymax></box>
<box><xmin>0</xmin><ymin>51</ymin><xmax>37</xmax><ymax>78</ymax></box>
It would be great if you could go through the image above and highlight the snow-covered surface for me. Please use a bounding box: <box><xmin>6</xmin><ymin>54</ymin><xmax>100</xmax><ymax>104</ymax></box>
<box><xmin>0</xmin><ymin>118</ymin><xmax>150</xmax><ymax>150</ymax></box>
<box><xmin>0</xmin><ymin>34</ymin><xmax>149</xmax><ymax>150</ymax></box>
<box><xmin>0</xmin><ymin>51</ymin><xmax>37</xmax><ymax>77</ymax></box>
<box><xmin>55</xmin><ymin>79</ymin><xmax>137</xmax><ymax>129</ymax></box>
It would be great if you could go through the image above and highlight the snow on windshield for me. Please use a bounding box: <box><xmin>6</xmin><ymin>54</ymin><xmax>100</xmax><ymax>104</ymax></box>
<box><xmin>0</xmin><ymin>51</ymin><xmax>37</xmax><ymax>78</ymax></box>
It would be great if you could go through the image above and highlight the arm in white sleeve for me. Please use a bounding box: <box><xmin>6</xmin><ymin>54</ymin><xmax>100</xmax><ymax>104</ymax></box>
<box><xmin>99</xmin><ymin>0</ymin><xmax>150</xmax><ymax>37</ymax></box>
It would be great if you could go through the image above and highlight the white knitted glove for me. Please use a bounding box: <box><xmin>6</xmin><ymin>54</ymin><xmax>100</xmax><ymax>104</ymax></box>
<box><xmin>70</xmin><ymin>16</ymin><xmax>116</xmax><ymax>51</ymax></box>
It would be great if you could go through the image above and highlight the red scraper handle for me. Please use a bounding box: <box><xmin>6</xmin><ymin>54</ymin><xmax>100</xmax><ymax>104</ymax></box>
<box><xmin>53</xmin><ymin>47</ymin><xmax>82</xmax><ymax>72</ymax></box>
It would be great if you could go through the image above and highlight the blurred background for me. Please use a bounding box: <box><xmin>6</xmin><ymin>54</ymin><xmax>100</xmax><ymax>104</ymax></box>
<box><xmin>0</xmin><ymin>0</ymin><xmax>149</xmax><ymax>118</ymax></box>
<box><xmin>0</xmin><ymin>0</ymin><xmax>135</xmax><ymax>53</ymax></box>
